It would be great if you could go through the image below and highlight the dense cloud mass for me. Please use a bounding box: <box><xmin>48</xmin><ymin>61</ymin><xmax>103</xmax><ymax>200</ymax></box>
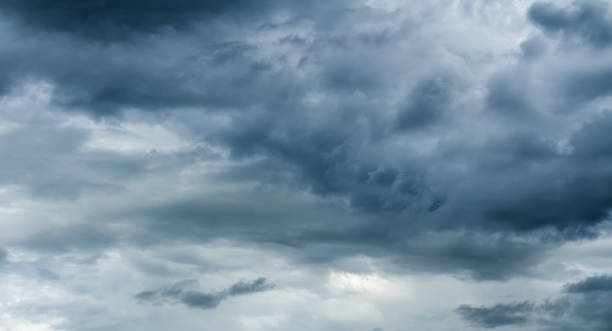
<box><xmin>0</xmin><ymin>0</ymin><xmax>282</xmax><ymax>40</ymax></box>
<box><xmin>2</xmin><ymin>0</ymin><xmax>612</xmax><ymax>330</ymax></box>
<box><xmin>528</xmin><ymin>1</ymin><xmax>612</xmax><ymax>48</ymax></box>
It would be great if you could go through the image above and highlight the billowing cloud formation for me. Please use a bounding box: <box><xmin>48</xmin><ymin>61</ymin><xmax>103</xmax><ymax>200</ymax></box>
<box><xmin>2</xmin><ymin>0</ymin><xmax>612</xmax><ymax>330</ymax></box>
<box><xmin>0</xmin><ymin>0</ymin><xmax>606</xmax><ymax>236</ymax></box>
<box><xmin>528</xmin><ymin>1</ymin><xmax>612</xmax><ymax>48</ymax></box>
<box><xmin>0</xmin><ymin>0</ymin><xmax>610</xmax><ymax>277</ymax></box>
<box><xmin>135</xmin><ymin>277</ymin><xmax>274</xmax><ymax>310</ymax></box>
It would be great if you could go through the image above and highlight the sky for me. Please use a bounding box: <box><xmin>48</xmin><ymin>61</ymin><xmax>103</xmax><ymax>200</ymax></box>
<box><xmin>1</xmin><ymin>0</ymin><xmax>612</xmax><ymax>330</ymax></box>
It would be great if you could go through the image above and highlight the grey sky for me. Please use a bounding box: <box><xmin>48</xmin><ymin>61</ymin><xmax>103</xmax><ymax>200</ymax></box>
<box><xmin>1</xmin><ymin>1</ymin><xmax>612</xmax><ymax>330</ymax></box>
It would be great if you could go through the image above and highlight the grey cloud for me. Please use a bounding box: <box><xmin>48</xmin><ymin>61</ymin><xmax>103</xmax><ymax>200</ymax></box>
<box><xmin>0</xmin><ymin>122</ymin><xmax>148</xmax><ymax>198</ymax></box>
<box><xmin>213</xmin><ymin>109</ymin><xmax>439</xmax><ymax>215</ymax></box>
<box><xmin>0</xmin><ymin>0</ymin><xmax>360</xmax><ymax>44</ymax></box>
<box><xmin>457</xmin><ymin>274</ymin><xmax>612</xmax><ymax>330</ymax></box>
<box><xmin>7</xmin><ymin>2</ymin><xmax>612</xmax><ymax>330</ymax></box>
<box><xmin>486</xmin><ymin>70</ymin><xmax>535</xmax><ymax>116</ymax></box>
<box><xmin>322</xmin><ymin>57</ymin><xmax>385</xmax><ymax>93</ymax></box>
<box><xmin>564</xmin><ymin>274</ymin><xmax>612</xmax><ymax>293</ymax></box>
<box><xmin>18</xmin><ymin>225</ymin><xmax>116</xmax><ymax>254</ymax></box>
<box><xmin>528</xmin><ymin>1</ymin><xmax>612</xmax><ymax>48</ymax></box>
<box><xmin>179</xmin><ymin>291</ymin><xmax>224</xmax><ymax>309</ymax></box>
<box><xmin>396</xmin><ymin>75</ymin><xmax>456</xmax><ymax>130</ymax></box>
<box><xmin>3</xmin><ymin>0</ymin><xmax>612</xmax><ymax>295</ymax></box>
<box><xmin>560</xmin><ymin>66</ymin><xmax>612</xmax><ymax>106</ymax></box>
<box><xmin>571</xmin><ymin>114</ymin><xmax>612</xmax><ymax>158</ymax></box>
<box><xmin>4</xmin><ymin>38</ymin><xmax>269</xmax><ymax>116</ymax></box>
<box><xmin>520</xmin><ymin>35</ymin><xmax>549</xmax><ymax>59</ymax></box>
<box><xmin>0</xmin><ymin>0</ymin><xmax>277</xmax><ymax>41</ymax></box>
<box><xmin>487</xmin><ymin>42</ymin><xmax>612</xmax><ymax>116</ymax></box>
<box><xmin>428</xmin><ymin>111</ymin><xmax>612</xmax><ymax>235</ymax></box>
<box><xmin>0</xmin><ymin>2</ymin><xmax>390</xmax><ymax>116</ymax></box>
<box><xmin>135</xmin><ymin>277</ymin><xmax>274</xmax><ymax>310</ymax></box>
<box><xmin>227</xmin><ymin>277</ymin><xmax>274</xmax><ymax>296</ymax></box>
<box><xmin>456</xmin><ymin>301</ymin><xmax>533</xmax><ymax>328</ymax></box>
<box><xmin>400</xmin><ymin>234</ymin><xmax>548</xmax><ymax>281</ymax></box>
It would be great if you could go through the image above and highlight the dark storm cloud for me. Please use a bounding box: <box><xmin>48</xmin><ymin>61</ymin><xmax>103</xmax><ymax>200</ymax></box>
<box><xmin>396</xmin><ymin>75</ymin><xmax>455</xmax><ymax>130</ymax></box>
<box><xmin>571</xmin><ymin>114</ymin><xmax>612</xmax><ymax>158</ymax></box>
<box><xmin>528</xmin><ymin>1</ymin><xmax>612</xmax><ymax>48</ymax></box>
<box><xmin>0</xmin><ymin>35</ymin><xmax>276</xmax><ymax>115</ymax></box>
<box><xmin>0</xmin><ymin>0</ymin><xmax>277</xmax><ymax>41</ymax></box>
<box><xmin>135</xmin><ymin>277</ymin><xmax>274</xmax><ymax>310</ymax></box>
<box><xmin>485</xmin><ymin>71</ymin><xmax>535</xmax><ymax>115</ymax></box>
<box><xmin>560</xmin><ymin>66</ymin><xmax>612</xmax><ymax>105</ymax></box>
<box><xmin>392</xmin><ymin>233</ymin><xmax>549</xmax><ymax>280</ymax></box>
<box><xmin>457</xmin><ymin>275</ymin><xmax>612</xmax><ymax>330</ymax></box>
<box><xmin>456</xmin><ymin>301</ymin><xmax>533</xmax><ymax>328</ymax></box>
<box><xmin>0</xmin><ymin>2</ymin><xmax>339</xmax><ymax>115</ymax></box>
<box><xmin>3</xmin><ymin>0</ymin><xmax>612</xmax><ymax>286</ymax></box>
<box><xmin>427</xmin><ymin>110</ymin><xmax>612</xmax><ymax>236</ymax></box>
<box><xmin>212</xmin><ymin>107</ymin><xmax>439</xmax><ymax>215</ymax></box>
<box><xmin>0</xmin><ymin>1</ymin><xmax>386</xmax><ymax>116</ymax></box>
<box><xmin>564</xmin><ymin>274</ymin><xmax>612</xmax><ymax>293</ymax></box>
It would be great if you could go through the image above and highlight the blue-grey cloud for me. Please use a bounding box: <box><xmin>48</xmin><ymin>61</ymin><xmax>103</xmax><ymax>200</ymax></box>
<box><xmin>564</xmin><ymin>274</ymin><xmax>612</xmax><ymax>293</ymax></box>
<box><xmin>1</xmin><ymin>0</ymin><xmax>612</xmax><ymax>311</ymax></box>
<box><xmin>0</xmin><ymin>0</ymin><xmax>279</xmax><ymax>41</ymax></box>
<box><xmin>456</xmin><ymin>302</ymin><xmax>533</xmax><ymax>328</ymax></box>
<box><xmin>396</xmin><ymin>75</ymin><xmax>456</xmax><ymax>130</ymax></box>
<box><xmin>135</xmin><ymin>277</ymin><xmax>274</xmax><ymax>310</ymax></box>
<box><xmin>528</xmin><ymin>1</ymin><xmax>612</xmax><ymax>48</ymax></box>
<box><xmin>458</xmin><ymin>274</ymin><xmax>612</xmax><ymax>330</ymax></box>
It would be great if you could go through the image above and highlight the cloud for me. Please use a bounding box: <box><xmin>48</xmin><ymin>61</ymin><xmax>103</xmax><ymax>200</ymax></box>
<box><xmin>396</xmin><ymin>75</ymin><xmax>456</xmax><ymax>130</ymax></box>
<box><xmin>528</xmin><ymin>1</ymin><xmax>612</xmax><ymax>48</ymax></box>
<box><xmin>456</xmin><ymin>301</ymin><xmax>533</xmax><ymax>328</ymax></box>
<box><xmin>135</xmin><ymin>277</ymin><xmax>274</xmax><ymax>310</ymax></box>
<box><xmin>564</xmin><ymin>274</ymin><xmax>612</xmax><ymax>293</ymax></box>
<box><xmin>2</xmin><ymin>0</ymin><xmax>612</xmax><ymax>284</ymax></box>
<box><xmin>227</xmin><ymin>278</ymin><xmax>274</xmax><ymax>296</ymax></box>
<box><xmin>5</xmin><ymin>1</ymin><xmax>612</xmax><ymax>330</ymax></box>
<box><xmin>4</xmin><ymin>2</ymin><xmax>612</xmax><ymax>329</ymax></box>
<box><xmin>0</xmin><ymin>0</ymin><xmax>278</xmax><ymax>41</ymax></box>
<box><xmin>457</xmin><ymin>274</ymin><xmax>612</xmax><ymax>330</ymax></box>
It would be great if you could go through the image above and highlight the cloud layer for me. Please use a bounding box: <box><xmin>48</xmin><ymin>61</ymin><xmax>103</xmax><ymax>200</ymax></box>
<box><xmin>457</xmin><ymin>275</ymin><xmax>612</xmax><ymax>330</ymax></box>
<box><xmin>2</xmin><ymin>0</ymin><xmax>612</xmax><ymax>330</ymax></box>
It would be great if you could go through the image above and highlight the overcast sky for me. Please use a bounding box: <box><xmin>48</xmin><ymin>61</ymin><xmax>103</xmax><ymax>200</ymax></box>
<box><xmin>2</xmin><ymin>1</ymin><xmax>612</xmax><ymax>330</ymax></box>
